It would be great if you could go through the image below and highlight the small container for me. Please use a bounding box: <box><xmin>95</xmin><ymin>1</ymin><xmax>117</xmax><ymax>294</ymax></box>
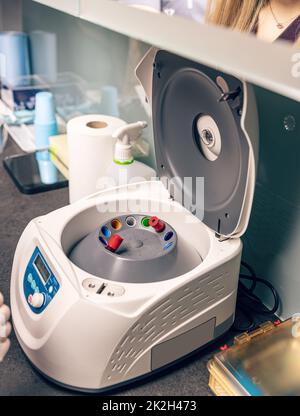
<box><xmin>150</xmin><ymin>216</ymin><xmax>166</xmax><ymax>233</ymax></box>
<box><xmin>104</xmin><ymin>121</ymin><xmax>157</xmax><ymax>189</ymax></box>
<box><xmin>106</xmin><ymin>235</ymin><xmax>124</xmax><ymax>253</ymax></box>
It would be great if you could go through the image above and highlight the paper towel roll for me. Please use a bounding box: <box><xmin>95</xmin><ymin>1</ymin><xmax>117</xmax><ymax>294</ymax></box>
<box><xmin>67</xmin><ymin>115</ymin><xmax>126</xmax><ymax>203</ymax></box>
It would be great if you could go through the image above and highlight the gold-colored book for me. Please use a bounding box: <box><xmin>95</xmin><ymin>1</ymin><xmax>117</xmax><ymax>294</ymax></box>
<box><xmin>208</xmin><ymin>319</ymin><xmax>300</xmax><ymax>396</ymax></box>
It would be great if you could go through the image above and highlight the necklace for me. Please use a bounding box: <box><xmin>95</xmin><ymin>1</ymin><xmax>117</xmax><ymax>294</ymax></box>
<box><xmin>269</xmin><ymin>2</ymin><xmax>300</xmax><ymax>30</ymax></box>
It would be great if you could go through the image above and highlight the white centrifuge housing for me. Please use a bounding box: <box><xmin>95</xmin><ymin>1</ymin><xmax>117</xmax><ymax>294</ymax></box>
<box><xmin>10</xmin><ymin>50</ymin><xmax>259</xmax><ymax>392</ymax></box>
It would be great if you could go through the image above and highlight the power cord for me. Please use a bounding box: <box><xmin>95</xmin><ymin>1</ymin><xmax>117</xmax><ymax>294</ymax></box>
<box><xmin>233</xmin><ymin>261</ymin><xmax>280</xmax><ymax>332</ymax></box>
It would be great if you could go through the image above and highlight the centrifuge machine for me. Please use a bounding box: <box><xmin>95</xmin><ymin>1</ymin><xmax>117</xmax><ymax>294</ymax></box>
<box><xmin>10</xmin><ymin>50</ymin><xmax>259</xmax><ymax>391</ymax></box>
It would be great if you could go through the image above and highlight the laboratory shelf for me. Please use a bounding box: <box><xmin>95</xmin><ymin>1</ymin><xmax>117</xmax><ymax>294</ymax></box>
<box><xmin>34</xmin><ymin>0</ymin><xmax>300</xmax><ymax>102</ymax></box>
<box><xmin>33</xmin><ymin>0</ymin><xmax>80</xmax><ymax>16</ymax></box>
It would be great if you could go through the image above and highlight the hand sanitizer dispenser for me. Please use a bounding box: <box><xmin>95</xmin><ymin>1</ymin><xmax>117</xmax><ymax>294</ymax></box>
<box><xmin>104</xmin><ymin>121</ymin><xmax>157</xmax><ymax>188</ymax></box>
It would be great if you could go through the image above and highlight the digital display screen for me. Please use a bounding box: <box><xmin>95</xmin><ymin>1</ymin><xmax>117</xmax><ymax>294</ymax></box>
<box><xmin>34</xmin><ymin>254</ymin><xmax>50</xmax><ymax>284</ymax></box>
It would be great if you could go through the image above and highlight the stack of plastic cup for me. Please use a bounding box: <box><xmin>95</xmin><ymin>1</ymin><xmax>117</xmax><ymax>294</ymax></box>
<box><xmin>37</xmin><ymin>160</ymin><xmax>58</xmax><ymax>185</ymax></box>
<box><xmin>34</xmin><ymin>91</ymin><xmax>58</xmax><ymax>161</ymax></box>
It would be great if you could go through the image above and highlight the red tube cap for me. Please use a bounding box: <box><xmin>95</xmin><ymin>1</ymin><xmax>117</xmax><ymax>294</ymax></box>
<box><xmin>106</xmin><ymin>234</ymin><xmax>124</xmax><ymax>252</ymax></box>
<box><xmin>149</xmin><ymin>216</ymin><xmax>166</xmax><ymax>233</ymax></box>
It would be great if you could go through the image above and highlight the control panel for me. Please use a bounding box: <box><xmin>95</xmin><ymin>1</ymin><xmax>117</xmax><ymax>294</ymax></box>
<box><xmin>23</xmin><ymin>247</ymin><xmax>60</xmax><ymax>314</ymax></box>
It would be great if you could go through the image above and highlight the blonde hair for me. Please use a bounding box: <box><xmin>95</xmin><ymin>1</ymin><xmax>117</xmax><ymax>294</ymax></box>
<box><xmin>206</xmin><ymin>0</ymin><xmax>268</xmax><ymax>31</ymax></box>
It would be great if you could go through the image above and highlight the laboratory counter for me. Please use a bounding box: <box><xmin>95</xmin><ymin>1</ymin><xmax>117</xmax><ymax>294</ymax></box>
<box><xmin>0</xmin><ymin>138</ymin><xmax>265</xmax><ymax>397</ymax></box>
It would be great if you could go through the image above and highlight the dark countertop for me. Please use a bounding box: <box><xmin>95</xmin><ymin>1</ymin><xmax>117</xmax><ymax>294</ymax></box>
<box><xmin>0</xmin><ymin>137</ymin><xmax>263</xmax><ymax>396</ymax></box>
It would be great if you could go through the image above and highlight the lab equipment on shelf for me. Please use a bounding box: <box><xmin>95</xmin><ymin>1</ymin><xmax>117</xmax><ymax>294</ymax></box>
<box><xmin>30</xmin><ymin>31</ymin><xmax>57</xmax><ymax>84</ymax></box>
<box><xmin>0</xmin><ymin>31</ymin><xmax>30</xmax><ymax>88</ymax></box>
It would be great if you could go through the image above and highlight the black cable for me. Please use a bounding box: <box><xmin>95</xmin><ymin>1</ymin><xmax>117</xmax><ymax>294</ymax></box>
<box><xmin>239</xmin><ymin>274</ymin><xmax>280</xmax><ymax>315</ymax></box>
<box><xmin>241</xmin><ymin>261</ymin><xmax>257</xmax><ymax>291</ymax></box>
<box><xmin>233</xmin><ymin>261</ymin><xmax>280</xmax><ymax>332</ymax></box>
<box><xmin>234</xmin><ymin>303</ymin><xmax>256</xmax><ymax>332</ymax></box>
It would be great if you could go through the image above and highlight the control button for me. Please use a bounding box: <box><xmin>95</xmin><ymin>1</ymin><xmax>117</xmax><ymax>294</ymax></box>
<box><xmin>27</xmin><ymin>273</ymin><xmax>33</xmax><ymax>283</ymax></box>
<box><xmin>31</xmin><ymin>281</ymin><xmax>37</xmax><ymax>290</ymax></box>
<box><xmin>34</xmin><ymin>287</ymin><xmax>40</xmax><ymax>294</ymax></box>
<box><xmin>103</xmin><ymin>284</ymin><xmax>125</xmax><ymax>297</ymax></box>
<box><xmin>48</xmin><ymin>286</ymin><xmax>53</xmax><ymax>294</ymax></box>
<box><xmin>29</xmin><ymin>293</ymin><xmax>45</xmax><ymax>309</ymax></box>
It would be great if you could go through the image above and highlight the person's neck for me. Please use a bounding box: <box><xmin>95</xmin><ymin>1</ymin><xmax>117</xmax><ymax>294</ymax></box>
<box><xmin>270</xmin><ymin>0</ymin><xmax>300</xmax><ymax>17</ymax></box>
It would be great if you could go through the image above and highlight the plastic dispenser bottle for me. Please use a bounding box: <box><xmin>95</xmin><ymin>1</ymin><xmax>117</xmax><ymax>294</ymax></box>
<box><xmin>104</xmin><ymin>121</ymin><xmax>156</xmax><ymax>188</ymax></box>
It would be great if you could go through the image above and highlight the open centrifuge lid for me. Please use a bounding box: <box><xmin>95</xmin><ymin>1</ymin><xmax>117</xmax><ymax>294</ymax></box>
<box><xmin>136</xmin><ymin>49</ymin><xmax>259</xmax><ymax>239</ymax></box>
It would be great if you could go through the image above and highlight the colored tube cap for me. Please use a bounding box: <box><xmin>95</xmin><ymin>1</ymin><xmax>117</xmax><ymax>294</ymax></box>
<box><xmin>149</xmin><ymin>216</ymin><xmax>166</xmax><ymax>233</ymax></box>
<box><xmin>106</xmin><ymin>234</ymin><xmax>124</xmax><ymax>252</ymax></box>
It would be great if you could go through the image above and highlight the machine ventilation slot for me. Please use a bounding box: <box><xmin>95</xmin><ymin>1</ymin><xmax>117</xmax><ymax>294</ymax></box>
<box><xmin>102</xmin><ymin>267</ymin><xmax>234</xmax><ymax>383</ymax></box>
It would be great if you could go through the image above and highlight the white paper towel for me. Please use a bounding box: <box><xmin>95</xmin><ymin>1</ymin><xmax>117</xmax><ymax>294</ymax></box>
<box><xmin>67</xmin><ymin>114</ymin><xmax>126</xmax><ymax>203</ymax></box>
